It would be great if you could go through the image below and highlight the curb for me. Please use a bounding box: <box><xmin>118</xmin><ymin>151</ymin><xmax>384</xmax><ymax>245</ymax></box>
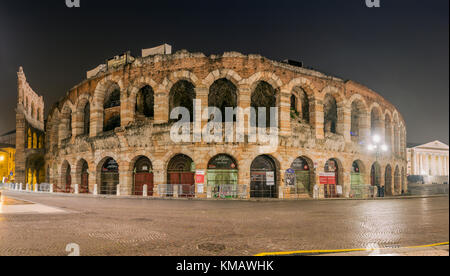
<box><xmin>2</xmin><ymin>189</ymin><xmax>448</xmax><ymax>203</ymax></box>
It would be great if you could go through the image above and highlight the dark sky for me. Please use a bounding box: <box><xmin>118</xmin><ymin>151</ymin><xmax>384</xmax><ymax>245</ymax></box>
<box><xmin>0</xmin><ymin>0</ymin><xmax>448</xmax><ymax>144</ymax></box>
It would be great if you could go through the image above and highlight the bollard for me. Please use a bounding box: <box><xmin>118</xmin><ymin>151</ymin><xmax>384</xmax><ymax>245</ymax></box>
<box><xmin>173</xmin><ymin>185</ymin><xmax>179</xmax><ymax>198</ymax></box>
<box><xmin>50</xmin><ymin>184</ymin><xmax>54</xmax><ymax>193</ymax></box>
<box><xmin>74</xmin><ymin>184</ymin><xmax>79</xmax><ymax>194</ymax></box>
<box><xmin>26</xmin><ymin>183</ymin><xmax>29</xmax><ymax>191</ymax></box>
<box><xmin>143</xmin><ymin>185</ymin><xmax>148</xmax><ymax>197</ymax></box>
<box><xmin>93</xmin><ymin>184</ymin><xmax>98</xmax><ymax>195</ymax></box>
<box><xmin>34</xmin><ymin>183</ymin><xmax>38</xmax><ymax>192</ymax></box>
<box><xmin>116</xmin><ymin>185</ymin><xmax>121</xmax><ymax>196</ymax></box>
<box><xmin>278</xmin><ymin>186</ymin><xmax>284</xmax><ymax>199</ymax></box>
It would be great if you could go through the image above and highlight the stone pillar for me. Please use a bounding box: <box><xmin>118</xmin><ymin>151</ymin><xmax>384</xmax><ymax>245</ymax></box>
<box><xmin>311</xmin><ymin>98</ymin><xmax>324</xmax><ymax>140</ymax></box>
<box><xmin>121</xmin><ymin>95</ymin><xmax>134</xmax><ymax>127</ymax></box>
<box><xmin>119</xmin><ymin>161</ymin><xmax>132</xmax><ymax>196</ymax></box>
<box><xmin>154</xmin><ymin>87</ymin><xmax>169</xmax><ymax>124</ymax></box>
<box><xmin>152</xmin><ymin>159</ymin><xmax>165</xmax><ymax>197</ymax></box>
<box><xmin>341</xmin><ymin>104</ymin><xmax>351</xmax><ymax>142</ymax></box>
<box><xmin>73</xmin><ymin>110</ymin><xmax>83</xmax><ymax>137</ymax></box>
<box><xmin>279</xmin><ymin>90</ymin><xmax>291</xmax><ymax>136</ymax></box>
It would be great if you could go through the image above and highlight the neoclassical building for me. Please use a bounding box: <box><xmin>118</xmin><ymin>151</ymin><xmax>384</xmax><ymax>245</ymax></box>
<box><xmin>407</xmin><ymin>141</ymin><xmax>449</xmax><ymax>184</ymax></box>
<box><xmin>15</xmin><ymin>47</ymin><xmax>408</xmax><ymax>199</ymax></box>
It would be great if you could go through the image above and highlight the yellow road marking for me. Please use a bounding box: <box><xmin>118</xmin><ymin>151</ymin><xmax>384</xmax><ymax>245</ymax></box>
<box><xmin>255</xmin><ymin>242</ymin><xmax>449</xmax><ymax>256</ymax></box>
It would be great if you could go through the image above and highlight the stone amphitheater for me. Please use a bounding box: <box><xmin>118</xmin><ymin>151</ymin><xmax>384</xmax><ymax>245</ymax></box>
<box><xmin>15</xmin><ymin>45</ymin><xmax>408</xmax><ymax>199</ymax></box>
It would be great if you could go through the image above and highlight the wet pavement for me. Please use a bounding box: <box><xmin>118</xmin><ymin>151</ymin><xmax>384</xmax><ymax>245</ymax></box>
<box><xmin>0</xmin><ymin>191</ymin><xmax>448</xmax><ymax>256</ymax></box>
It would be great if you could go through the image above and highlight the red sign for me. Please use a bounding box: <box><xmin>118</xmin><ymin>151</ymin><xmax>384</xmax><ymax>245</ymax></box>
<box><xmin>195</xmin><ymin>171</ymin><xmax>205</xmax><ymax>184</ymax></box>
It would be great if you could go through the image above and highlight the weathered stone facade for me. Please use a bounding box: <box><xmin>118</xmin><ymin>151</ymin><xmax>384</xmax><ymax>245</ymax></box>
<box><xmin>33</xmin><ymin>49</ymin><xmax>407</xmax><ymax>199</ymax></box>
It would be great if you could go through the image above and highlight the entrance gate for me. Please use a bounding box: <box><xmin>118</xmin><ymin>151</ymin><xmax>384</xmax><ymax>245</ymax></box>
<box><xmin>207</xmin><ymin>154</ymin><xmax>238</xmax><ymax>198</ymax></box>
<box><xmin>167</xmin><ymin>154</ymin><xmax>195</xmax><ymax>197</ymax></box>
<box><xmin>133</xmin><ymin>157</ymin><xmax>154</xmax><ymax>196</ymax></box>
<box><xmin>291</xmin><ymin>157</ymin><xmax>311</xmax><ymax>195</ymax></box>
<box><xmin>80</xmin><ymin>161</ymin><xmax>89</xmax><ymax>193</ymax></box>
<box><xmin>101</xmin><ymin>158</ymin><xmax>119</xmax><ymax>195</ymax></box>
<box><xmin>250</xmin><ymin>155</ymin><xmax>277</xmax><ymax>198</ymax></box>
<box><xmin>324</xmin><ymin>159</ymin><xmax>339</xmax><ymax>198</ymax></box>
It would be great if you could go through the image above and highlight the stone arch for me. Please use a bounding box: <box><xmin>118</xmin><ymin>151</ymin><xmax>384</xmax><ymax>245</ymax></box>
<box><xmin>208</xmin><ymin>78</ymin><xmax>238</xmax><ymax>122</ymax></box>
<box><xmin>128</xmin><ymin>78</ymin><xmax>158</xmax><ymax>121</ymax></box>
<box><xmin>169</xmin><ymin>80</ymin><xmax>196</xmax><ymax>123</ymax></box>
<box><xmin>394</xmin><ymin>165</ymin><xmax>401</xmax><ymax>195</ymax></box>
<box><xmin>324</xmin><ymin>158</ymin><xmax>344</xmax><ymax>198</ymax></box>
<box><xmin>92</xmin><ymin>78</ymin><xmax>124</xmax><ymax>135</ymax></box>
<box><xmin>245</xmin><ymin>71</ymin><xmax>283</xmax><ymax>92</ymax></box>
<box><xmin>290</xmin><ymin>86</ymin><xmax>311</xmax><ymax>124</ymax></box>
<box><xmin>96</xmin><ymin>156</ymin><xmax>120</xmax><ymax>195</ymax></box>
<box><xmin>59</xmin><ymin>101</ymin><xmax>74</xmax><ymax>142</ymax></box>
<box><xmin>251</xmin><ymin>81</ymin><xmax>279</xmax><ymax>127</ymax></box>
<box><xmin>202</xmin><ymin>69</ymin><xmax>243</xmax><ymax>88</ymax></box>
<box><xmin>163</xmin><ymin>70</ymin><xmax>200</xmax><ymax>92</ymax></box>
<box><xmin>323</xmin><ymin>93</ymin><xmax>339</xmax><ymax>134</ymax></box>
<box><xmin>290</xmin><ymin>155</ymin><xmax>315</xmax><ymax>194</ymax></box>
<box><xmin>385</xmin><ymin>164</ymin><xmax>393</xmax><ymax>196</ymax></box>
<box><xmin>75</xmin><ymin>94</ymin><xmax>92</xmax><ymax>136</ymax></box>
<box><xmin>130</xmin><ymin>155</ymin><xmax>154</xmax><ymax>196</ymax></box>
<box><xmin>250</xmin><ymin>154</ymin><xmax>280</xmax><ymax>198</ymax></box>
<box><xmin>370</xmin><ymin>104</ymin><xmax>383</xmax><ymax>138</ymax></box>
<box><xmin>384</xmin><ymin>112</ymin><xmax>393</xmax><ymax>151</ymax></box>
<box><xmin>60</xmin><ymin>160</ymin><xmax>72</xmax><ymax>193</ymax></box>
<box><xmin>348</xmin><ymin>95</ymin><xmax>369</xmax><ymax>142</ymax></box>
<box><xmin>166</xmin><ymin>154</ymin><xmax>195</xmax><ymax>196</ymax></box>
<box><xmin>75</xmin><ymin>158</ymin><xmax>90</xmax><ymax>193</ymax></box>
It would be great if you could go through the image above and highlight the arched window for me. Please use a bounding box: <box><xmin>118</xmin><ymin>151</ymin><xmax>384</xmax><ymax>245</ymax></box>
<box><xmin>371</xmin><ymin>107</ymin><xmax>382</xmax><ymax>137</ymax></box>
<box><xmin>83</xmin><ymin>103</ymin><xmax>90</xmax><ymax>135</ymax></box>
<box><xmin>103</xmin><ymin>84</ymin><xmax>121</xmax><ymax>132</ymax></box>
<box><xmin>27</xmin><ymin>129</ymin><xmax>32</xmax><ymax>148</ymax></box>
<box><xmin>291</xmin><ymin>87</ymin><xmax>309</xmax><ymax>124</ymax></box>
<box><xmin>208</xmin><ymin>79</ymin><xmax>237</xmax><ymax>122</ymax></box>
<box><xmin>136</xmin><ymin>85</ymin><xmax>154</xmax><ymax>118</ymax></box>
<box><xmin>251</xmin><ymin>81</ymin><xmax>277</xmax><ymax>127</ymax></box>
<box><xmin>169</xmin><ymin>80</ymin><xmax>195</xmax><ymax>122</ymax></box>
<box><xmin>323</xmin><ymin>94</ymin><xmax>338</xmax><ymax>134</ymax></box>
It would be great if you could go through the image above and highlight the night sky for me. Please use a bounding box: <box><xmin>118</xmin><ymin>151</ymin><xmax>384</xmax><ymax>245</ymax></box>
<box><xmin>0</xmin><ymin>0</ymin><xmax>448</xmax><ymax>144</ymax></box>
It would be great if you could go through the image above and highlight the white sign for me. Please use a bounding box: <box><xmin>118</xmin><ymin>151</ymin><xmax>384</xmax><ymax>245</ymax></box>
<box><xmin>197</xmin><ymin>184</ymin><xmax>204</xmax><ymax>194</ymax></box>
<box><xmin>266</xmin><ymin>172</ymin><xmax>275</xmax><ymax>186</ymax></box>
<box><xmin>336</xmin><ymin>185</ymin><xmax>343</xmax><ymax>195</ymax></box>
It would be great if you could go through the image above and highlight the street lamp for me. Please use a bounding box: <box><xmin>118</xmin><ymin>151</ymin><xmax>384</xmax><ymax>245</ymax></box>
<box><xmin>368</xmin><ymin>135</ymin><xmax>388</xmax><ymax>197</ymax></box>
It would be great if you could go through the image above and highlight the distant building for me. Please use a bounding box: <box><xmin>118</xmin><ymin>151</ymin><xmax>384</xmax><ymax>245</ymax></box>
<box><xmin>0</xmin><ymin>144</ymin><xmax>15</xmax><ymax>183</ymax></box>
<box><xmin>0</xmin><ymin>130</ymin><xmax>16</xmax><ymax>145</ymax></box>
<box><xmin>407</xmin><ymin>141</ymin><xmax>449</xmax><ymax>184</ymax></box>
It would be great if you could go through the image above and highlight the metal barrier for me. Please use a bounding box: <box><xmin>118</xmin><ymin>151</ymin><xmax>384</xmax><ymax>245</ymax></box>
<box><xmin>211</xmin><ymin>184</ymin><xmax>247</xmax><ymax>199</ymax></box>
<box><xmin>350</xmin><ymin>184</ymin><xmax>377</xmax><ymax>199</ymax></box>
<box><xmin>157</xmin><ymin>184</ymin><xmax>195</xmax><ymax>197</ymax></box>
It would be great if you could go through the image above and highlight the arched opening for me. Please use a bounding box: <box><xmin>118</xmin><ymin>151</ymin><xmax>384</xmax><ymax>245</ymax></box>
<box><xmin>208</xmin><ymin>79</ymin><xmax>238</xmax><ymax>122</ymax></box>
<box><xmin>324</xmin><ymin>158</ymin><xmax>341</xmax><ymax>198</ymax></box>
<box><xmin>371</xmin><ymin>162</ymin><xmax>381</xmax><ymax>187</ymax></box>
<box><xmin>103</xmin><ymin>84</ymin><xmax>121</xmax><ymax>132</ymax></box>
<box><xmin>169</xmin><ymin>80</ymin><xmax>195</xmax><ymax>123</ymax></box>
<box><xmin>136</xmin><ymin>85</ymin><xmax>155</xmax><ymax>119</ymax></box>
<box><xmin>133</xmin><ymin>156</ymin><xmax>154</xmax><ymax>196</ymax></box>
<box><xmin>385</xmin><ymin>114</ymin><xmax>392</xmax><ymax>150</ymax></box>
<box><xmin>351</xmin><ymin>100</ymin><xmax>366</xmax><ymax>142</ymax></box>
<box><xmin>167</xmin><ymin>154</ymin><xmax>195</xmax><ymax>197</ymax></box>
<box><xmin>60</xmin><ymin>161</ymin><xmax>72</xmax><ymax>193</ymax></box>
<box><xmin>31</xmin><ymin>103</ymin><xmax>35</xmax><ymax>119</ymax></box>
<box><xmin>61</xmin><ymin>106</ymin><xmax>73</xmax><ymax>140</ymax></box>
<box><xmin>401</xmin><ymin>167</ymin><xmax>406</xmax><ymax>195</ymax></box>
<box><xmin>83</xmin><ymin>102</ymin><xmax>90</xmax><ymax>135</ymax></box>
<box><xmin>394</xmin><ymin>166</ymin><xmax>401</xmax><ymax>195</ymax></box>
<box><xmin>250</xmin><ymin>155</ymin><xmax>278</xmax><ymax>198</ymax></box>
<box><xmin>385</xmin><ymin>164</ymin><xmax>393</xmax><ymax>196</ymax></box>
<box><xmin>26</xmin><ymin>154</ymin><xmax>45</xmax><ymax>190</ymax></box>
<box><xmin>79</xmin><ymin>159</ymin><xmax>89</xmax><ymax>193</ymax></box>
<box><xmin>371</xmin><ymin>107</ymin><xmax>382</xmax><ymax>137</ymax></box>
<box><xmin>27</xmin><ymin>129</ymin><xmax>32</xmax><ymax>148</ymax></box>
<box><xmin>290</xmin><ymin>156</ymin><xmax>314</xmax><ymax>195</ymax></box>
<box><xmin>37</xmin><ymin>108</ymin><xmax>41</xmax><ymax>121</ymax></box>
<box><xmin>394</xmin><ymin>123</ymin><xmax>400</xmax><ymax>155</ymax></box>
<box><xmin>290</xmin><ymin>87</ymin><xmax>310</xmax><ymax>124</ymax></box>
<box><xmin>251</xmin><ymin>81</ymin><xmax>278</xmax><ymax>128</ymax></box>
<box><xmin>100</xmin><ymin>158</ymin><xmax>119</xmax><ymax>195</ymax></box>
<box><xmin>207</xmin><ymin>154</ymin><xmax>238</xmax><ymax>198</ymax></box>
<box><xmin>351</xmin><ymin>160</ymin><xmax>366</xmax><ymax>198</ymax></box>
<box><xmin>323</xmin><ymin>94</ymin><xmax>338</xmax><ymax>134</ymax></box>
<box><xmin>33</xmin><ymin>132</ymin><xmax>37</xmax><ymax>148</ymax></box>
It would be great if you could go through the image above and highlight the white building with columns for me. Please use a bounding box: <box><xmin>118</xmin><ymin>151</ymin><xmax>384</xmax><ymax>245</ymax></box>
<box><xmin>407</xmin><ymin>141</ymin><xmax>449</xmax><ymax>184</ymax></box>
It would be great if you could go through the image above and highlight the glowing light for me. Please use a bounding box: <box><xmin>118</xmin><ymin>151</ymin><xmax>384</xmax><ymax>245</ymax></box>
<box><xmin>0</xmin><ymin>156</ymin><xmax>4</xmax><ymax>162</ymax></box>
<box><xmin>381</xmin><ymin>145</ymin><xmax>388</xmax><ymax>152</ymax></box>
<box><xmin>373</xmin><ymin>135</ymin><xmax>381</xmax><ymax>144</ymax></box>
